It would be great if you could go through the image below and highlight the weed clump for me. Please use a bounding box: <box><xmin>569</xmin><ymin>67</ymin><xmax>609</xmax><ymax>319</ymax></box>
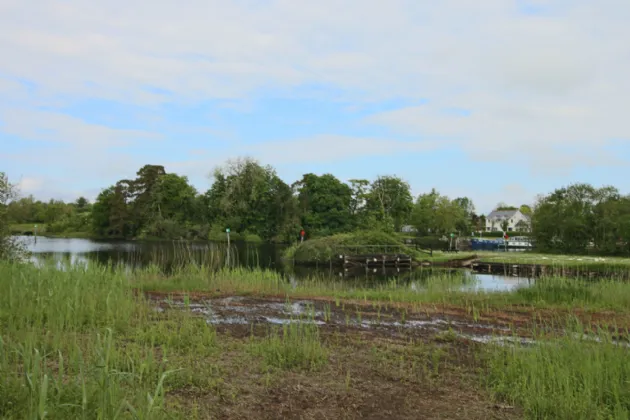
<box><xmin>486</xmin><ymin>322</ymin><xmax>630</xmax><ymax>419</ymax></box>
<box><xmin>251</xmin><ymin>321</ymin><xmax>328</xmax><ymax>371</ymax></box>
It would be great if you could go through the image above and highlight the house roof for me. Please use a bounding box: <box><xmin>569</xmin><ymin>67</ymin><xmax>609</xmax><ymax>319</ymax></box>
<box><xmin>487</xmin><ymin>210</ymin><xmax>518</xmax><ymax>219</ymax></box>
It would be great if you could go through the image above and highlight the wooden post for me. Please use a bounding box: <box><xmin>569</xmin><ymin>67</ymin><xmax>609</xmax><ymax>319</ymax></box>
<box><xmin>226</xmin><ymin>228</ymin><xmax>231</xmax><ymax>267</ymax></box>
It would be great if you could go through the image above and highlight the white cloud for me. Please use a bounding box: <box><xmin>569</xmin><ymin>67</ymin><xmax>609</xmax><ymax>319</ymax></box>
<box><xmin>168</xmin><ymin>134</ymin><xmax>438</xmax><ymax>180</ymax></box>
<box><xmin>1</xmin><ymin>0</ymin><xmax>630</xmax><ymax>201</ymax></box>
<box><xmin>0</xmin><ymin>108</ymin><xmax>159</xmax><ymax>146</ymax></box>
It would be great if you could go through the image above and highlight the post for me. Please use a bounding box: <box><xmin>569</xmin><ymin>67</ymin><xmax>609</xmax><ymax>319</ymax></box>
<box><xmin>226</xmin><ymin>227</ymin><xmax>231</xmax><ymax>266</ymax></box>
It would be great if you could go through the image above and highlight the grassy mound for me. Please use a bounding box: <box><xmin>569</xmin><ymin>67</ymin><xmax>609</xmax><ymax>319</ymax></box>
<box><xmin>283</xmin><ymin>230</ymin><xmax>422</xmax><ymax>264</ymax></box>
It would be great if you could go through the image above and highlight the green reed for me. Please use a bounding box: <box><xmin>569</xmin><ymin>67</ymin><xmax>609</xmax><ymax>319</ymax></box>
<box><xmin>485</xmin><ymin>319</ymin><xmax>630</xmax><ymax>419</ymax></box>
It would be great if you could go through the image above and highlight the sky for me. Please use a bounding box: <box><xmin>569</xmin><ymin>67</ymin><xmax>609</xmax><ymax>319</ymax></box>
<box><xmin>1</xmin><ymin>0</ymin><xmax>629</xmax><ymax>215</ymax></box>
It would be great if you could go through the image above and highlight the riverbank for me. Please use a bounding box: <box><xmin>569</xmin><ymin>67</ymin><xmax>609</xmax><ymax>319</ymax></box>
<box><xmin>2</xmin><ymin>262</ymin><xmax>629</xmax><ymax>419</ymax></box>
<box><xmin>415</xmin><ymin>251</ymin><xmax>630</xmax><ymax>273</ymax></box>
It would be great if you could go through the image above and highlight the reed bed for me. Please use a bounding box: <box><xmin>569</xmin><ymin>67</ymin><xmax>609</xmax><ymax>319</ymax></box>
<box><xmin>3</xmin><ymin>256</ymin><xmax>630</xmax><ymax>418</ymax></box>
<box><xmin>485</xmin><ymin>320</ymin><xmax>630</xmax><ymax>419</ymax></box>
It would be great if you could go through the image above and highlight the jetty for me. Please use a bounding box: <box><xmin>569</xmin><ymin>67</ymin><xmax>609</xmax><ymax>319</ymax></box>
<box><xmin>340</xmin><ymin>253</ymin><xmax>413</xmax><ymax>268</ymax></box>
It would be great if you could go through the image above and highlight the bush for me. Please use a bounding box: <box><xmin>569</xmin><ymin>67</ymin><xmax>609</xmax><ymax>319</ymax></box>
<box><xmin>283</xmin><ymin>230</ymin><xmax>421</xmax><ymax>263</ymax></box>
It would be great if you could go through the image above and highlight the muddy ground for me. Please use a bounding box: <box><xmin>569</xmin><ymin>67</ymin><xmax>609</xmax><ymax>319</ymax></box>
<box><xmin>137</xmin><ymin>291</ymin><xmax>626</xmax><ymax>419</ymax></box>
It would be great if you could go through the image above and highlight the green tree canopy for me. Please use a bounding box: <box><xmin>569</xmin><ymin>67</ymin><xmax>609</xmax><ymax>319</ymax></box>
<box><xmin>294</xmin><ymin>173</ymin><xmax>353</xmax><ymax>237</ymax></box>
<box><xmin>411</xmin><ymin>189</ymin><xmax>469</xmax><ymax>236</ymax></box>
<box><xmin>532</xmin><ymin>183</ymin><xmax>621</xmax><ymax>253</ymax></box>
<box><xmin>365</xmin><ymin>175</ymin><xmax>414</xmax><ymax>232</ymax></box>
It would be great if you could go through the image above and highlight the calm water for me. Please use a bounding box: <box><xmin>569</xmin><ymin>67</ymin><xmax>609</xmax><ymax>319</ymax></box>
<box><xmin>18</xmin><ymin>236</ymin><xmax>533</xmax><ymax>292</ymax></box>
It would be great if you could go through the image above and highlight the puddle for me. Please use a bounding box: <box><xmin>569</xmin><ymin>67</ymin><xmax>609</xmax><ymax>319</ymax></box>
<box><xmin>153</xmin><ymin>295</ymin><xmax>516</xmax><ymax>342</ymax></box>
<box><xmin>151</xmin><ymin>295</ymin><xmax>629</xmax><ymax>348</ymax></box>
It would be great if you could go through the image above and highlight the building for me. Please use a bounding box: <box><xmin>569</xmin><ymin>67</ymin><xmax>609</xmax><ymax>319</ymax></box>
<box><xmin>485</xmin><ymin>209</ymin><xmax>531</xmax><ymax>232</ymax></box>
<box><xmin>400</xmin><ymin>225</ymin><xmax>417</xmax><ymax>233</ymax></box>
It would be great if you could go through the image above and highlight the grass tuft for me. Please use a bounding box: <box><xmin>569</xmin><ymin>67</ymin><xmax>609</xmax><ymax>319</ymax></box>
<box><xmin>250</xmin><ymin>321</ymin><xmax>328</xmax><ymax>372</ymax></box>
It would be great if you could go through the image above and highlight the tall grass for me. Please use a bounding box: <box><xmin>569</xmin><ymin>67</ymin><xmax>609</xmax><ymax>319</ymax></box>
<box><xmin>131</xmin><ymin>262</ymin><xmax>630</xmax><ymax>311</ymax></box>
<box><xmin>486</xmin><ymin>320</ymin><xmax>630</xmax><ymax>419</ymax></box>
<box><xmin>250</xmin><ymin>321</ymin><xmax>328</xmax><ymax>371</ymax></box>
<box><xmin>3</xmin><ymin>258</ymin><xmax>630</xmax><ymax>417</ymax></box>
<box><xmin>0</xmin><ymin>262</ymin><xmax>217</xmax><ymax>419</ymax></box>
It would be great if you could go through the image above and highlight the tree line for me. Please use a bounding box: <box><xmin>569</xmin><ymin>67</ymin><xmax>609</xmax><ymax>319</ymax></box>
<box><xmin>5</xmin><ymin>163</ymin><xmax>630</xmax><ymax>255</ymax></box>
<box><xmin>532</xmin><ymin>183</ymin><xmax>630</xmax><ymax>255</ymax></box>
<box><xmin>4</xmin><ymin>159</ymin><xmax>484</xmax><ymax>242</ymax></box>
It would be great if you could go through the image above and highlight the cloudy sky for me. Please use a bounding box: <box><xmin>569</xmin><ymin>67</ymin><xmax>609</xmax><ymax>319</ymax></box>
<box><xmin>1</xmin><ymin>0</ymin><xmax>629</xmax><ymax>213</ymax></box>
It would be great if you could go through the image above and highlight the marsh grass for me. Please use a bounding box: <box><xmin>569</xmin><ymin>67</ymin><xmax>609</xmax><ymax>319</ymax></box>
<box><xmin>131</xmin><ymin>262</ymin><xmax>630</xmax><ymax>311</ymax></box>
<box><xmin>0</xmin><ymin>262</ymin><xmax>221</xmax><ymax>419</ymax></box>
<box><xmin>4</xmin><ymin>257</ymin><xmax>630</xmax><ymax>418</ymax></box>
<box><xmin>250</xmin><ymin>320</ymin><xmax>328</xmax><ymax>372</ymax></box>
<box><xmin>486</xmin><ymin>320</ymin><xmax>630</xmax><ymax>419</ymax></box>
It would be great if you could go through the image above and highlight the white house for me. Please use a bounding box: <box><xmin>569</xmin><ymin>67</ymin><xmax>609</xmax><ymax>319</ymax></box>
<box><xmin>485</xmin><ymin>209</ymin><xmax>531</xmax><ymax>232</ymax></box>
<box><xmin>400</xmin><ymin>225</ymin><xmax>417</xmax><ymax>233</ymax></box>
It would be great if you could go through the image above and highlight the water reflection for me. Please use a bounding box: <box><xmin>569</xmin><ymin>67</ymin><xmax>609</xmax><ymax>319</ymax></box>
<box><xmin>18</xmin><ymin>236</ymin><xmax>534</xmax><ymax>292</ymax></box>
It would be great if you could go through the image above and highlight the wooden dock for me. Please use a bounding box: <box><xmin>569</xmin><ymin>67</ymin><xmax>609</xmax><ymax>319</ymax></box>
<box><xmin>340</xmin><ymin>254</ymin><xmax>413</xmax><ymax>268</ymax></box>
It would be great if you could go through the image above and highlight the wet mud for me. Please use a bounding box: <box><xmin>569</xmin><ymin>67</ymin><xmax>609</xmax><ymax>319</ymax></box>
<box><xmin>144</xmin><ymin>291</ymin><xmax>630</xmax><ymax>347</ymax></box>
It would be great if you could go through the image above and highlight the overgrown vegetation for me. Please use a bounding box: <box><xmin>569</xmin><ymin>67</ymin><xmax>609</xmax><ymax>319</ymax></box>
<box><xmin>2</xmin><ymin>258</ymin><xmax>630</xmax><ymax>418</ymax></box>
<box><xmin>283</xmin><ymin>230</ymin><xmax>423</xmax><ymax>263</ymax></box>
<box><xmin>250</xmin><ymin>321</ymin><xmax>328</xmax><ymax>371</ymax></box>
<box><xmin>533</xmin><ymin>183</ymin><xmax>630</xmax><ymax>255</ymax></box>
<box><xmin>6</xmin><ymin>158</ymin><xmax>485</xmax><ymax>244</ymax></box>
<box><xmin>486</xmin><ymin>320</ymin><xmax>630</xmax><ymax>419</ymax></box>
<box><xmin>0</xmin><ymin>173</ymin><xmax>26</xmax><ymax>261</ymax></box>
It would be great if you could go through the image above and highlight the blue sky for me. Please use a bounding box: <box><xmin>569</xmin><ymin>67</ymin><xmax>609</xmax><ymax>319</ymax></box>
<box><xmin>1</xmin><ymin>0</ymin><xmax>629</xmax><ymax>214</ymax></box>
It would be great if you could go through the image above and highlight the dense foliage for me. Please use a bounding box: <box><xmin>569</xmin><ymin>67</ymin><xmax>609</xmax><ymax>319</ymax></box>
<box><xmin>532</xmin><ymin>184</ymin><xmax>630</xmax><ymax>255</ymax></box>
<box><xmin>7</xmin><ymin>161</ymin><xmax>630</xmax><ymax>255</ymax></box>
<box><xmin>7</xmin><ymin>159</ymin><xmax>482</xmax><ymax>242</ymax></box>
<box><xmin>0</xmin><ymin>173</ymin><xmax>26</xmax><ymax>260</ymax></box>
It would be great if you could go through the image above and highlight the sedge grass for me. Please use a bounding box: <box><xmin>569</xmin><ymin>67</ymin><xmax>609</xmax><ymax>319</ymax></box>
<box><xmin>486</xmin><ymin>320</ymin><xmax>630</xmax><ymax>419</ymax></box>
<box><xmin>0</xmin><ymin>262</ymin><xmax>219</xmax><ymax>419</ymax></box>
<box><xmin>249</xmin><ymin>320</ymin><xmax>328</xmax><ymax>372</ymax></box>
<box><xmin>130</xmin><ymin>263</ymin><xmax>630</xmax><ymax>312</ymax></box>
<box><xmin>4</xmin><ymin>259</ymin><xmax>630</xmax><ymax>417</ymax></box>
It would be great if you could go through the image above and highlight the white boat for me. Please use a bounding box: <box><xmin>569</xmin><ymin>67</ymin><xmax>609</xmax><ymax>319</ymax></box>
<box><xmin>501</xmin><ymin>236</ymin><xmax>534</xmax><ymax>249</ymax></box>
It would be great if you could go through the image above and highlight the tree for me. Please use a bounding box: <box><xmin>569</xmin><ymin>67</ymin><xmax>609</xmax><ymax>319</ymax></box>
<box><xmin>592</xmin><ymin>196</ymin><xmax>630</xmax><ymax>254</ymax></box>
<box><xmin>91</xmin><ymin>182</ymin><xmax>133</xmax><ymax>238</ymax></box>
<box><xmin>294</xmin><ymin>173</ymin><xmax>353</xmax><ymax>237</ymax></box>
<box><xmin>495</xmin><ymin>203</ymin><xmax>518</xmax><ymax>211</ymax></box>
<box><xmin>0</xmin><ymin>173</ymin><xmax>26</xmax><ymax>261</ymax></box>
<box><xmin>208</xmin><ymin>158</ymin><xmax>298</xmax><ymax>241</ymax></box>
<box><xmin>532</xmin><ymin>183</ymin><xmax>620</xmax><ymax>253</ymax></box>
<box><xmin>453</xmin><ymin>197</ymin><xmax>476</xmax><ymax>233</ymax></box>
<box><xmin>151</xmin><ymin>174</ymin><xmax>198</xmax><ymax>223</ymax></box>
<box><xmin>519</xmin><ymin>204</ymin><xmax>532</xmax><ymax>216</ymax></box>
<box><xmin>411</xmin><ymin>189</ymin><xmax>466</xmax><ymax>236</ymax></box>
<box><xmin>350</xmin><ymin>179</ymin><xmax>370</xmax><ymax>218</ymax></box>
<box><xmin>365</xmin><ymin>176</ymin><xmax>414</xmax><ymax>232</ymax></box>
<box><xmin>75</xmin><ymin>197</ymin><xmax>90</xmax><ymax>213</ymax></box>
<box><xmin>128</xmin><ymin>165</ymin><xmax>167</xmax><ymax>233</ymax></box>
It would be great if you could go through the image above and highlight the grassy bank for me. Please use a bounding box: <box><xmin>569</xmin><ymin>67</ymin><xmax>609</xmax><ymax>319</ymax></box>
<box><xmin>9</xmin><ymin>223</ymin><xmax>45</xmax><ymax>235</ymax></box>
<box><xmin>475</xmin><ymin>251</ymin><xmax>630</xmax><ymax>272</ymax></box>
<box><xmin>132</xmin><ymin>265</ymin><xmax>630</xmax><ymax>311</ymax></box>
<box><xmin>10</xmin><ymin>223</ymin><xmax>95</xmax><ymax>239</ymax></box>
<box><xmin>283</xmin><ymin>230</ymin><xmax>426</xmax><ymax>263</ymax></box>
<box><xmin>2</xmin><ymin>261</ymin><xmax>630</xmax><ymax>418</ymax></box>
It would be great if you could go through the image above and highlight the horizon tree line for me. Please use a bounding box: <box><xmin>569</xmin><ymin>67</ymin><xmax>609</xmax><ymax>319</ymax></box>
<box><xmin>4</xmin><ymin>162</ymin><xmax>630</xmax><ymax>255</ymax></box>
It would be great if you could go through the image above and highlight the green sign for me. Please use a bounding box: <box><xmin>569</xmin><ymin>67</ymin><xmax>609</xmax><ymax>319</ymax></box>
<box><xmin>226</xmin><ymin>228</ymin><xmax>230</xmax><ymax>233</ymax></box>
<box><xmin>450</xmin><ymin>233</ymin><xmax>454</xmax><ymax>238</ymax></box>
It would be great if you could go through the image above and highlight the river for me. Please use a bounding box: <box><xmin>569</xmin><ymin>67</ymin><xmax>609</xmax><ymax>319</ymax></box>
<box><xmin>17</xmin><ymin>236</ymin><xmax>534</xmax><ymax>292</ymax></box>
